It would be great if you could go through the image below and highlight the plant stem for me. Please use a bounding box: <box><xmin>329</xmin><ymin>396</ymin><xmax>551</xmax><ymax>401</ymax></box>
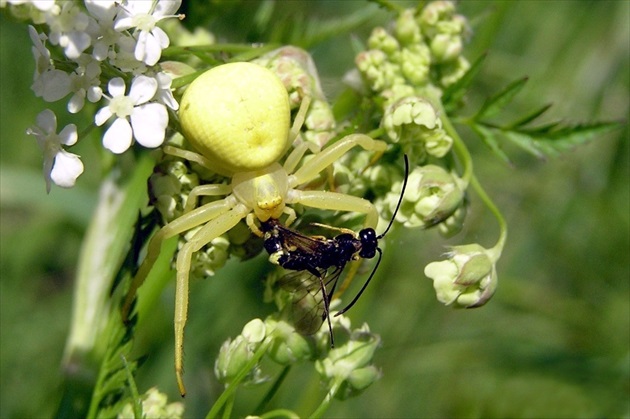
<box><xmin>205</xmin><ymin>339</ymin><xmax>271</xmax><ymax>419</ymax></box>
<box><xmin>309</xmin><ymin>377</ymin><xmax>344</xmax><ymax>419</ymax></box>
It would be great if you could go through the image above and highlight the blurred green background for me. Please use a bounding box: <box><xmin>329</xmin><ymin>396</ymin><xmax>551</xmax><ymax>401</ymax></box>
<box><xmin>1</xmin><ymin>1</ymin><xmax>628</xmax><ymax>417</ymax></box>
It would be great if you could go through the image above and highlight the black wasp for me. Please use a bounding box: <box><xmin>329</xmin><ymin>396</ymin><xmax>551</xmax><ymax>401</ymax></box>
<box><xmin>260</xmin><ymin>155</ymin><xmax>409</xmax><ymax>345</ymax></box>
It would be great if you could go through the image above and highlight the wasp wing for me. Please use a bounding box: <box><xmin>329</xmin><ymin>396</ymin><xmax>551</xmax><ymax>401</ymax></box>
<box><xmin>277</xmin><ymin>267</ymin><xmax>342</xmax><ymax>336</ymax></box>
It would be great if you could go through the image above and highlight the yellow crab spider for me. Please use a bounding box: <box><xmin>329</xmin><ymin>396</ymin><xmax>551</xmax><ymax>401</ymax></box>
<box><xmin>121</xmin><ymin>62</ymin><xmax>387</xmax><ymax>396</ymax></box>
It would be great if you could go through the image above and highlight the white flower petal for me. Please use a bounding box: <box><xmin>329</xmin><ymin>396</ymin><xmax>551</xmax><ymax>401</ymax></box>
<box><xmin>36</xmin><ymin>109</ymin><xmax>57</xmax><ymax>134</ymax></box>
<box><xmin>129</xmin><ymin>75</ymin><xmax>157</xmax><ymax>104</ymax></box>
<box><xmin>33</xmin><ymin>70</ymin><xmax>72</xmax><ymax>102</ymax></box>
<box><xmin>92</xmin><ymin>40</ymin><xmax>109</xmax><ymax>61</ymax></box>
<box><xmin>51</xmin><ymin>150</ymin><xmax>84</xmax><ymax>188</ymax></box>
<box><xmin>134</xmin><ymin>30</ymin><xmax>149</xmax><ymax>63</ymax></box>
<box><xmin>59</xmin><ymin>124</ymin><xmax>78</xmax><ymax>146</ymax></box>
<box><xmin>87</xmin><ymin>86</ymin><xmax>103</xmax><ymax>102</ymax></box>
<box><xmin>130</xmin><ymin>103</ymin><xmax>167</xmax><ymax>148</ymax></box>
<box><xmin>113</xmin><ymin>14</ymin><xmax>133</xmax><ymax>30</ymax></box>
<box><xmin>108</xmin><ymin>77</ymin><xmax>126</xmax><ymax>97</ymax></box>
<box><xmin>68</xmin><ymin>91</ymin><xmax>85</xmax><ymax>113</ymax></box>
<box><xmin>154</xmin><ymin>0</ymin><xmax>182</xmax><ymax>17</ymax></box>
<box><xmin>94</xmin><ymin>106</ymin><xmax>113</xmax><ymax>126</ymax></box>
<box><xmin>152</xmin><ymin>27</ymin><xmax>170</xmax><ymax>49</ymax></box>
<box><xmin>103</xmin><ymin>117</ymin><xmax>132</xmax><ymax>154</ymax></box>
<box><xmin>63</xmin><ymin>31</ymin><xmax>91</xmax><ymax>59</ymax></box>
<box><xmin>129</xmin><ymin>1</ymin><xmax>153</xmax><ymax>14</ymax></box>
<box><xmin>85</xmin><ymin>0</ymin><xmax>118</xmax><ymax>22</ymax></box>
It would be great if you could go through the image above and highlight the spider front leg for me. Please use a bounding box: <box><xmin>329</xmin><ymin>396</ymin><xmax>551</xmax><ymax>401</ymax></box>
<box><xmin>289</xmin><ymin>134</ymin><xmax>388</xmax><ymax>228</ymax></box>
<box><xmin>121</xmin><ymin>196</ymin><xmax>237</xmax><ymax>321</ymax></box>
<box><xmin>174</xmin><ymin>204</ymin><xmax>250</xmax><ymax>397</ymax></box>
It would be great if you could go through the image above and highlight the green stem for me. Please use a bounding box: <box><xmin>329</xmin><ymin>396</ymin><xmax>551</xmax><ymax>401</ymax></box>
<box><xmin>254</xmin><ymin>365</ymin><xmax>292</xmax><ymax>414</ymax></box>
<box><xmin>121</xmin><ymin>355</ymin><xmax>142</xmax><ymax>419</ymax></box>
<box><xmin>440</xmin><ymin>110</ymin><xmax>473</xmax><ymax>187</ymax></box>
<box><xmin>309</xmin><ymin>376</ymin><xmax>344</xmax><ymax>419</ymax></box>
<box><xmin>470</xmin><ymin>173</ymin><xmax>508</xmax><ymax>259</ymax></box>
<box><xmin>205</xmin><ymin>339</ymin><xmax>271</xmax><ymax>419</ymax></box>
<box><xmin>440</xmin><ymin>107</ymin><xmax>506</xmax><ymax>258</ymax></box>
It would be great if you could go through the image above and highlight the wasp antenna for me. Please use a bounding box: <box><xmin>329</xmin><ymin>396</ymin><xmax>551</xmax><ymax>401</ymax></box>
<box><xmin>335</xmin><ymin>248</ymin><xmax>383</xmax><ymax>316</ymax></box>
<box><xmin>378</xmin><ymin>154</ymin><xmax>409</xmax><ymax>239</ymax></box>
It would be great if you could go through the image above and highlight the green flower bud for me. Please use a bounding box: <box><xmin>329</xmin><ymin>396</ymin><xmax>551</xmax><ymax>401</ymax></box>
<box><xmin>184</xmin><ymin>231</ymin><xmax>230</xmax><ymax>279</ymax></box>
<box><xmin>368</xmin><ymin>27</ymin><xmax>400</xmax><ymax>56</ymax></box>
<box><xmin>383</xmin><ymin>96</ymin><xmax>440</xmax><ymax>143</ymax></box>
<box><xmin>388</xmin><ymin>165</ymin><xmax>464</xmax><ymax>228</ymax></box>
<box><xmin>242</xmin><ymin>318</ymin><xmax>266</xmax><ymax>343</ymax></box>
<box><xmin>356</xmin><ymin>50</ymin><xmax>404</xmax><ymax>92</ymax></box>
<box><xmin>418</xmin><ymin>1</ymin><xmax>457</xmax><ymax>38</ymax></box>
<box><xmin>303</xmin><ymin>99</ymin><xmax>336</xmax><ymax>148</ymax></box>
<box><xmin>430</xmin><ymin>33</ymin><xmax>463</xmax><ymax>63</ymax></box>
<box><xmin>394</xmin><ymin>9</ymin><xmax>422</xmax><ymax>46</ymax></box>
<box><xmin>424</xmin><ymin>244</ymin><xmax>498</xmax><ymax>308</ymax></box>
<box><xmin>436</xmin><ymin>55</ymin><xmax>471</xmax><ymax>87</ymax></box>
<box><xmin>118</xmin><ymin>387</ymin><xmax>184</xmax><ymax>419</ymax></box>
<box><xmin>264</xmin><ymin>317</ymin><xmax>314</xmax><ymax>365</ymax></box>
<box><xmin>438</xmin><ymin>203</ymin><xmax>467</xmax><ymax>238</ymax></box>
<box><xmin>315</xmin><ymin>323</ymin><xmax>380</xmax><ymax>384</ymax></box>
<box><xmin>335</xmin><ymin>365</ymin><xmax>382</xmax><ymax>400</ymax></box>
<box><xmin>398</xmin><ymin>44</ymin><xmax>431</xmax><ymax>86</ymax></box>
<box><xmin>214</xmin><ymin>319</ymin><xmax>266</xmax><ymax>385</ymax></box>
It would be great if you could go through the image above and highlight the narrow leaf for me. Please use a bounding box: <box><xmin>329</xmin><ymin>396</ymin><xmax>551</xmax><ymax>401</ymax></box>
<box><xmin>442</xmin><ymin>52</ymin><xmax>487</xmax><ymax>112</ymax></box>
<box><xmin>470</xmin><ymin>123</ymin><xmax>512</xmax><ymax>165</ymax></box>
<box><xmin>528</xmin><ymin>121</ymin><xmax>622</xmax><ymax>156</ymax></box>
<box><xmin>503</xmin><ymin>131</ymin><xmax>547</xmax><ymax>159</ymax></box>
<box><xmin>475</xmin><ymin>77</ymin><xmax>528</xmax><ymax>120</ymax></box>
<box><xmin>507</xmin><ymin>103</ymin><xmax>553</xmax><ymax>128</ymax></box>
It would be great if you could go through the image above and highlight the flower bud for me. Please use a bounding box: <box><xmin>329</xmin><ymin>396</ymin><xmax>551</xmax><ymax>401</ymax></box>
<box><xmin>118</xmin><ymin>387</ymin><xmax>184</xmax><ymax>419</ymax></box>
<box><xmin>437</xmin><ymin>55</ymin><xmax>470</xmax><ymax>87</ymax></box>
<box><xmin>382</xmin><ymin>97</ymin><xmax>453</xmax><ymax>157</ymax></box>
<box><xmin>335</xmin><ymin>365</ymin><xmax>382</xmax><ymax>400</ymax></box>
<box><xmin>264</xmin><ymin>317</ymin><xmax>314</xmax><ymax>365</ymax></box>
<box><xmin>424</xmin><ymin>244</ymin><xmax>498</xmax><ymax>308</ymax></box>
<box><xmin>368</xmin><ymin>27</ymin><xmax>400</xmax><ymax>56</ymax></box>
<box><xmin>430</xmin><ymin>33</ymin><xmax>462</xmax><ymax>63</ymax></box>
<box><xmin>315</xmin><ymin>323</ymin><xmax>380</xmax><ymax>385</ymax></box>
<box><xmin>388</xmin><ymin>164</ymin><xmax>464</xmax><ymax>228</ymax></box>
<box><xmin>394</xmin><ymin>9</ymin><xmax>422</xmax><ymax>46</ymax></box>
<box><xmin>398</xmin><ymin>44</ymin><xmax>431</xmax><ymax>86</ymax></box>
<box><xmin>438</xmin><ymin>204</ymin><xmax>467</xmax><ymax>238</ymax></box>
<box><xmin>356</xmin><ymin>50</ymin><xmax>404</xmax><ymax>92</ymax></box>
<box><xmin>214</xmin><ymin>319</ymin><xmax>267</xmax><ymax>385</ymax></box>
<box><xmin>185</xmin><ymin>232</ymin><xmax>230</xmax><ymax>279</ymax></box>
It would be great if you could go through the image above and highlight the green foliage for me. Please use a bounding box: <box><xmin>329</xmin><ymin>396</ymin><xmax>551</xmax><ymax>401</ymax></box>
<box><xmin>458</xmin><ymin>75</ymin><xmax>623</xmax><ymax>163</ymax></box>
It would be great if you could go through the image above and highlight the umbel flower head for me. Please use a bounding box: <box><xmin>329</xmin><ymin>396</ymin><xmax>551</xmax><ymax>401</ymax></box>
<box><xmin>26</xmin><ymin>109</ymin><xmax>84</xmax><ymax>193</ymax></box>
<box><xmin>95</xmin><ymin>75</ymin><xmax>168</xmax><ymax>154</ymax></box>
<box><xmin>424</xmin><ymin>244</ymin><xmax>498</xmax><ymax>308</ymax></box>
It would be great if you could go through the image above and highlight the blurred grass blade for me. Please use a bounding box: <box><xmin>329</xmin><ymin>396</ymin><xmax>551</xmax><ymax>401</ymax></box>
<box><xmin>62</xmin><ymin>153</ymin><xmax>154</xmax><ymax>372</ymax></box>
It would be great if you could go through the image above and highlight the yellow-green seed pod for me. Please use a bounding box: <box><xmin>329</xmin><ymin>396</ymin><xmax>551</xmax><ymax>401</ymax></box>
<box><xmin>179</xmin><ymin>62</ymin><xmax>291</xmax><ymax>174</ymax></box>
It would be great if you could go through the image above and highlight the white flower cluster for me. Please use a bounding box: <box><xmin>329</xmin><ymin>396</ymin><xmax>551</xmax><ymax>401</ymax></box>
<box><xmin>5</xmin><ymin>0</ymin><xmax>183</xmax><ymax>191</ymax></box>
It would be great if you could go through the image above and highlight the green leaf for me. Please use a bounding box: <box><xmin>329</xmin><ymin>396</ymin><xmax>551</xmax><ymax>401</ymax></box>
<box><xmin>519</xmin><ymin>121</ymin><xmax>623</xmax><ymax>156</ymax></box>
<box><xmin>503</xmin><ymin>131</ymin><xmax>547</xmax><ymax>159</ymax></box>
<box><xmin>470</xmin><ymin>123</ymin><xmax>512</xmax><ymax>165</ymax></box>
<box><xmin>442</xmin><ymin>53</ymin><xmax>487</xmax><ymax>113</ymax></box>
<box><xmin>506</xmin><ymin>103</ymin><xmax>553</xmax><ymax>128</ymax></box>
<box><xmin>298</xmin><ymin>7</ymin><xmax>381</xmax><ymax>49</ymax></box>
<box><xmin>475</xmin><ymin>77</ymin><xmax>528</xmax><ymax>120</ymax></box>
